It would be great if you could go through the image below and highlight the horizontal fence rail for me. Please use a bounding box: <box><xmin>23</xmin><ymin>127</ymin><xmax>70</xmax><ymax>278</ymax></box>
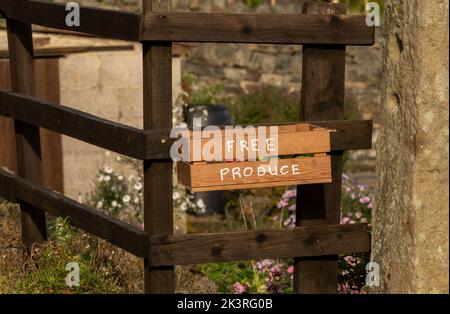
<box><xmin>0</xmin><ymin>90</ymin><xmax>372</xmax><ymax>160</ymax></box>
<box><xmin>0</xmin><ymin>0</ymin><xmax>140</xmax><ymax>41</ymax></box>
<box><xmin>140</xmin><ymin>12</ymin><xmax>374</xmax><ymax>45</ymax></box>
<box><xmin>149</xmin><ymin>223</ymin><xmax>371</xmax><ymax>266</ymax></box>
<box><xmin>0</xmin><ymin>89</ymin><xmax>148</xmax><ymax>159</ymax></box>
<box><xmin>0</xmin><ymin>168</ymin><xmax>149</xmax><ymax>257</ymax></box>
<box><xmin>0</xmin><ymin>1</ymin><xmax>374</xmax><ymax>45</ymax></box>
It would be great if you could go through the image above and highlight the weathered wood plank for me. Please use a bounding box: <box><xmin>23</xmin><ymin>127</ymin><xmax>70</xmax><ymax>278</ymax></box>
<box><xmin>140</xmin><ymin>12</ymin><xmax>374</xmax><ymax>45</ymax></box>
<box><xmin>0</xmin><ymin>168</ymin><xmax>149</xmax><ymax>257</ymax></box>
<box><xmin>6</xmin><ymin>18</ymin><xmax>47</xmax><ymax>249</ymax></box>
<box><xmin>142</xmin><ymin>0</ymin><xmax>174</xmax><ymax>294</ymax></box>
<box><xmin>0</xmin><ymin>89</ymin><xmax>147</xmax><ymax>159</ymax></box>
<box><xmin>294</xmin><ymin>1</ymin><xmax>347</xmax><ymax>294</ymax></box>
<box><xmin>149</xmin><ymin>224</ymin><xmax>371</xmax><ymax>266</ymax></box>
<box><xmin>177</xmin><ymin>156</ymin><xmax>332</xmax><ymax>192</ymax></box>
<box><xmin>0</xmin><ymin>0</ymin><xmax>140</xmax><ymax>41</ymax></box>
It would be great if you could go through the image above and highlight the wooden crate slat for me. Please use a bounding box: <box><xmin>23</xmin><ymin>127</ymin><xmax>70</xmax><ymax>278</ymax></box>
<box><xmin>140</xmin><ymin>12</ymin><xmax>374</xmax><ymax>45</ymax></box>
<box><xmin>186</xmin><ymin>124</ymin><xmax>331</xmax><ymax>162</ymax></box>
<box><xmin>178</xmin><ymin>155</ymin><xmax>332</xmax><ymax>192</ymax></box>
<box><xmin>0</xmin><ymin>0</ymin><xmax>140</xmax><ymax>41</ymax></box>
<box><xmin>0</xmin><ymin>168</ymin><xmax>149</xmax><ymax>257</ymax></box>
<box><xmin>149</xmin><ymin>223</ymin><xmax>371</xmax><ymax>266</ymax></box>
<box><xmin>0</xmin><ymin>89</ymin><xmax>147</xmax><ymax>159</ymax></box>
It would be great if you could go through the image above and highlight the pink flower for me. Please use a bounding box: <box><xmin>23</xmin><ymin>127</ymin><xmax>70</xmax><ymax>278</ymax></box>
<box><xmin>287</xmin><ymin>266</ymin><xmax>294</xmax><ymax>274</ymax></box>
<box><xmin>285</xmin><ymin>189</ymin><xmax>296</xmax><ymax>199</ymax></box>
<box><xmin>341</xmin><ymin>217</ymin><xmax>351</xmax><ymax>224</ymax></box>
<box><xmin>233</xmin><ymin>282</ymin><xmax>247</xmax><ymax>294</ymax></box>
<box><xmin>359</xmin><ymin>196</ymin><xmax>371</xmax><ymax>204</ymax></box>
<box><xmin>355</xmin><ymin>211</ymin><xmax>362</xmax><ymax>219</ymax></box>
<box><xmin>367</xmin><ymin>202</ymin><xmax>374</xmax><ymax>209</ymax></box>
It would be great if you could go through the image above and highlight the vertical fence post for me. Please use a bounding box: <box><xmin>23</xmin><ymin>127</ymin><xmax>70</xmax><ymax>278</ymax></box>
<box><xmin>294</xmin><ymin>1</ymin><xmax>346</xmax><ymax>293</ymax></box>
<box><xmin>142</xmin><ymin>0</ymin><xmax>174</xmax><ymax>293</ymax></box>
<box><xmin>6</xmin><ymin>19</ymin><xmax>47</xmax><ymax>249</ymax></box>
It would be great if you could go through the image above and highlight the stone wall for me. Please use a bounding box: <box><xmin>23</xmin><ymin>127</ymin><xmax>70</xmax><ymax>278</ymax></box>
<box><xmin>371</xmin><ymin>0</ymin><xmax>449</xmax><ymax>293</ymax></box>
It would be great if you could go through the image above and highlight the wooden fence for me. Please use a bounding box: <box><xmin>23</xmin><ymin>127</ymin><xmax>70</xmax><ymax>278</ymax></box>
<box><xmin>0</xmin><ymin>0</ymin><xmax>375</xmax><ymax>293</ymax></box>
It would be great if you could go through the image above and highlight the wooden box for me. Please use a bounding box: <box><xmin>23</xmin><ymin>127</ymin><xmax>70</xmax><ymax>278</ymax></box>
<box><xmin>176</xmin><ymin>123</ymin><xmax>333</xmax><ymax>192</ymax></box>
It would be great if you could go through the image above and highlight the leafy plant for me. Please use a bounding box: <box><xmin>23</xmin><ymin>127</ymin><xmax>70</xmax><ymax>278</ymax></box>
<box><xmin>182</xmin><ymin>73</ymin><xmax>225</xmax><ymax>105</ymax></box>
<box><xmin>226</xmin><ymin>85</ymin><xmax>300</xmax><ymax>125</ymax></box>
<box><xmin>243</xmin><ymin>0</ymin><xmax>264</xmax><ymax>8</ymax></box>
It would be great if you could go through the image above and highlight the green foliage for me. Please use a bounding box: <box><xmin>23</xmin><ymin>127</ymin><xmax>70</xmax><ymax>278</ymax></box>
<box><xmin>243</xmin><ymin>0</ymin><xmax>264</xmax><ymax>8</ymax></box>
<box><xmin>182</xmin><ymin>73</ymin><xmax>225</xmax><ymax>105</ymax></box>
<box><xmin>197</xmin><ymin>262</ymin><xmax>255</xmax><ymax>293</ymax></box>
<box><xmin>227</xmin><ymin>85</ymin><xmax>300</xmax><ymax>124</ymax></box>
<box><xmin>1</xmin><ymin>217</ymin><xmax>122</xmax><ymax>294</ymax></box>
<box><xmin>88</xmin><ymin>158</ymin><xmax>143</xmax><ymax>224</ymax></box>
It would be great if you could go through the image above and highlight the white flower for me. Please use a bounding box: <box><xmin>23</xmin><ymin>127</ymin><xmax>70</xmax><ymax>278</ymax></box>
<box><xmin>96</xmin><ymin>201</ymin><xmax>103</xmax><ymax>209</ymax></box>
<box><xmin>116</xmin><ymin>156</ymin><xmax>122</xmax><ymax>162</ymax></box>
<box><xmin>128</xmin><ymin>175</ymin><xmax>135</xmax><ymax>181</ymax></box>
<box><xmin>104</xmin><ymin>175</ymin><xmax>111</xmax><ymax>182</ymax></box>
<box><xmin>134</xmin><ymin>183</ymin><xmax>142</xmax><ymax>191</ymax></box>
<box><xmin>196</xmin><ymin>199</ymin><xmax>206</xmax><ymax>209</ymax></box>
<box><xmin>134</xmin><ymin>197</ymin><xmax>140</xmax><ymax>204</ymax></box>
<box><xmin>98</xmin><ymin>175</ymin><xmax>104</xmax><ymax>182</ymax></box>
<box><xmin>123</xmin><ymin>195</ymin><xmax>131</xmax><ymax>203</ymax></box>
<box><xmin>111</xmin><ymin>200</ymin><xmax>118</xmax><ymax>207</ymax></box>
<box><xmin>180</xmin><ymin>202</ymin><xmax>188</xmax><ymax>211</ymax></box>
<box><xmin>104</xmin><ymin>166</ymin><xmax>113</xmax><ymax>174</ymax></box>
<box><xmin>118</xmin><ymin>175</ymin><xmax>124</xmax><ymax>181</ymax></box>
<box><xmin>173</xmin><ymin>192</ymin><xmax>180</xmax><ymax>200</ymax></box>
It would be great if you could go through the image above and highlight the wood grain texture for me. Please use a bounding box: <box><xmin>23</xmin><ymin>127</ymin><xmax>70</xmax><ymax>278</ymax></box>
<box><xmin>0</xmin><ymin>60</ymin><xmax>16</xmax><ymax>173</ymax></box>
<box><xmin>177</xmin><ymin>156</ymin><xmax>332</xmax><ymax>192</ymax></box>
<box><xmin>294</xmin><ymin>1</ymin><xmax>347</xmax><ymax>294</ymax></box>
<box><xmin>140</xmin><ymin>12</ymin><xmax>374</xmax><ymax>45</ymax></box>
<box><xmin>34</xmin><ymin>58</ymin><xmax>64</xmax><ymax>193</ymax></box>
<box><xmin>185</xmin><ymin>124</ymin><xmax>331</xmax><ymax>162</ymax></box>
<box><xmin>142</xmin><ymin>0</ymin><xmax>174</xmax><ymax>294</ymax></box>
<box><xmin>149</xmin><ymin>223</ymin><xmax>371</xmax><ymax>266</ymax></box>
<box><xmin>0</xmin><ymin>0</ymin><xmax>140</xmax><ymax>41</ymax></box>
<box><xmin>150</xmin><ymin>120</ymin><xmax>372</xmax><ymax>160</ymax></box>
<box><xmin>6</xmin><ymin>18</ymin><xmax>47</xmax><ymax>249</ymax></box>
<box><xmin>0</xmin><ymin>168</ymin><xmax>149</xmax><ymax>257</ymax></box>
<box><xmin>0</xmin><ymin>89</ymin><xmax>147</xmax><ymax>159</ymax></box>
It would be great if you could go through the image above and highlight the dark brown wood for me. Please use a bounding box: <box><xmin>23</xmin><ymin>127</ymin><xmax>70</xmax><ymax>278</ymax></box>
<box><xmin>149</xmin><ymin>224</ymin><xmax>370</xmax><ymax>266</ymax></box>
<box><xmin>35</xmin><ymin>59</ymin><xmax>64</xmax><ymax>193</ymax></box>
<box><xmin>6</xmin><ymin>18</ymin><xmax>47</xmax><ymax>249</ymax></box>
<box><xmin>142</xmin><ymin>0</ymin><xmax>174</xmax><ymax>293</ymax></box>
<box><xmin>0</xmin><ymin>45</ymin><xmax>135</xmax><ymax>58</ymax></box>
<box><xmin>0</xmin><ymin>89</ymin><xmax>148</xmax><ymax>159</ymax></box>
<box><xmin>0</xmin><ymin>0</ymin><xmax>140</xmax><ymax>41</ymax></box>
<box><xmin>0</xmin><ymin>59</ymin><xmax>16</xmax><ymax>173</ymax></box>
<box><xmin>1</xmin><ymin>58</ymin><xmax>65</xmax><ymax>193</ymax></box>
<box><xmin>294</xmin><ymin>1</ymin><xmax>347</xmax><ymax>294</ymax></box>
<box><xmin>140</xmin><ymin>12</ymin><xmax>374</xmax><ymax>45</ymax></box>
<box><xmin>0</xmin><ymin>168</ymin><xmax>149</xmax><ymax>257</ymax></box>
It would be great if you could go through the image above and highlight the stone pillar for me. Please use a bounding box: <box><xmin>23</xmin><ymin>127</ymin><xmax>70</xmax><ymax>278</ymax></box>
<box><xmin>372</xmin><ymin>0</ymin><xmax>449</xmax><ymax>293</ymax></box>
